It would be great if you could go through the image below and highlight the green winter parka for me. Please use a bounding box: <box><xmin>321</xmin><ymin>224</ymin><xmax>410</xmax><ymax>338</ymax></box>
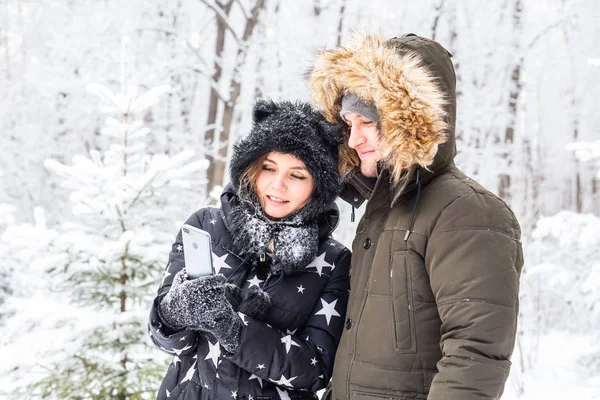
<box><xmin>308</xmin><ymin>33</ymin><xmax>524</xmax><ymax>400</ymax></box>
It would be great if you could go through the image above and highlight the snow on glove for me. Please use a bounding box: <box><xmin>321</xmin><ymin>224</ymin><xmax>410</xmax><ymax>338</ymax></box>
<box><xmin>158</xmin><ymin>270</ymin><xmax>241</xmax><ymax>352</ymax></box>
<box><xmin>158</xmin><ymin>270</ymin><xmax>226</xmax><ymax>329</ymax></box>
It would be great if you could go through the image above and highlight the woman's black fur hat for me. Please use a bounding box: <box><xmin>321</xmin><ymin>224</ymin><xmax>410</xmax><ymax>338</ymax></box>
<box><xmin>229</xmin><ymin>100</ymin><xmax>343</xmax><ymax>222</ymax></box>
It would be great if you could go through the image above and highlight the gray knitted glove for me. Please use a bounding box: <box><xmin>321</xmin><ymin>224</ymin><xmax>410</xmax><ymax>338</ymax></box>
<box><xmin>158</xmin><ymin>270</ymin><xmax>242</xmax><ymax>353</ymax></box>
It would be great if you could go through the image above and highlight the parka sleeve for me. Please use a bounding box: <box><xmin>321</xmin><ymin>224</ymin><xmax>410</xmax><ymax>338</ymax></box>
<box><xmin>147</xmin><ymin>210</ymin><xmax>211</xmax><ymax>357</ymax></box>
<box><xmin>425</xmin><ymin>193</ymin><xmax>523</xmax><ymax>400</ymax></box>
<box><xmin>226</xmin><ymin>248</ymin><xmax>351</xmax><ymax>393</ymax></box>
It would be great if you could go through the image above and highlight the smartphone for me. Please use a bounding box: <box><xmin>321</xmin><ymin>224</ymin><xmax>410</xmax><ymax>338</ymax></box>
<box><xmin>181</xmin><ymin>224</ymin><xmax>214</xmax><ymax>278</ymax></box>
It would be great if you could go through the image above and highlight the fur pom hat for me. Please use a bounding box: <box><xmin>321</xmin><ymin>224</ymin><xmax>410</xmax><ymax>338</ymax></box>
<box><xmin>229</xmin><ymin>100</ymin><xmax>343</xmax><ymax>222</ymax></box>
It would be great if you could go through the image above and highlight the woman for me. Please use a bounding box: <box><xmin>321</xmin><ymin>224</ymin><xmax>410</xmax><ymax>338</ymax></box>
<box><xmin>148</xmin><ymin>100</ymin><xmax>351</xmax><ymax>400</ymax></box>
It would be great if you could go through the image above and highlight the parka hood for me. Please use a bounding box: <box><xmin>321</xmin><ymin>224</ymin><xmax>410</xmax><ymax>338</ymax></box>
<box><xmin>307</xmin><ymin>33</ymin><xmax>457</xmax><ymax>197</ymax></box>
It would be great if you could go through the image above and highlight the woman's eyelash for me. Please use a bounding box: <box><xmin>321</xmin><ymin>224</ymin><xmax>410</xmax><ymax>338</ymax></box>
<box><xmin>262</xmin><ymin>166</ymin><xmax>305</xmax><ymax>180</ymax></box>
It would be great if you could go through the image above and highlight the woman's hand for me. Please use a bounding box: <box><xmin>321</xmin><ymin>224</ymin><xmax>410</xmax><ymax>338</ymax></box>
<box><xmin>158</xmin><ymin>270</ymin><xmax>241</xmax><ymax>352</ymax></box>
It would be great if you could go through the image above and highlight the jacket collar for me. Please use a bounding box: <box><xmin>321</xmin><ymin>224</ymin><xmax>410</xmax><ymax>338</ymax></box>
<box><xmin>340</xmin><ymin>159</ymin><xmax>455</xmax><ymax>208</ymax></box>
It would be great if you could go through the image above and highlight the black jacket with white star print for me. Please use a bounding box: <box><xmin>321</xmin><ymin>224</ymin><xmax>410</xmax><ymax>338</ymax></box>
<box><xmin>148</xmin><ymin>187</ymin><xmax>351</xmax><ymax>400</ymax></box>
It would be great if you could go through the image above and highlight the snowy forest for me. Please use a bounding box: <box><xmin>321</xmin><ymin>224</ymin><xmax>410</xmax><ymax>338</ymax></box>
<box><xmin>0</xmin><ymin>0</ymin><xmax>599</xmax><ymax>398</ymax></box>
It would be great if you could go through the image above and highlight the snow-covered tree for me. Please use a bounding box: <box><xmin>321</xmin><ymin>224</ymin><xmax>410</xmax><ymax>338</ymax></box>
<box><xmin>509</xmin><ymin>210</ymin><xmax>600</xmax><ymax>398</ymax></box>
<box><xmin>0</xmin><ymin>63</ymin><xmax>210</xmax><ymax>397</ymax></box>
<box><xmin>507</xmin><ymin>137</ymin><xmax>600</xmax><ymax>398</ymax></box>
<box><xmin>568</xmin><ymin>139</ymin><xmax>600</xmax><ymax>181</ymax></box>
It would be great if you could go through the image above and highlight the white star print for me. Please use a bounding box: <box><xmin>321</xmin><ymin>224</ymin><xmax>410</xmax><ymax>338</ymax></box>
<box><xmin>173</xmin><ymin>356</ymin><xmax>181</xmax><ymax>366</ymax></box>
<box><xmin>176</xmin><ymin>244</ymin><xmax>183</xmax><ymax>252</ymax></box>
<box><xmin>329</xmin><ymin>242</ymin><xmax>336</xmax><ymax>246</ymax></box>
<box><xmin>280</xmin><ymin>334</ymin><xmax>301</xmax><ymax>353</ymax></box>
<box><xmin>257</xmin><ymin>363</ymin><xmax>266</xmax><ymax>369</ymax></box>
<box><xmin>248</xmin><ymin>395</ymin><xmax>254</xmax><ymax>400</ymax></box>
<box><xmin>166</xmin><ymin>389</ymin><xmax>171</xmax><ymax>398</ymax></box>
<box><xmin>270</xmin><ymin>374</ymin><xmax>297</xmax><ymax>388</ymax></box>
<box><xmin>204</xmin><ymin>383</ymin><xmax>210</xmax><ymax>389</ymax></box>
<box><xmin>238</xmin><ymin>312</ymin><xmax>249</xmax><ymax>326</ymax></box>
<box><xmin>276</xmin><ymin>387</ymin><xmax>291</xmax><ymax>400</ymax></box>
<box><xmin>231</xmin><ymin>390</ymin><xmax>237</xmax><ymax>398</ymax></box>
<box><xmin>319</xmin><ymin>374</ymin><xmax>324</xmax><ymax>379</ymax></box>
<box><xmin>297</xmin><ymin>285</ymin><xmax>305</xmax><ymax>294</ymax></box>
<box><xmin>204</xmin><ymin>340</ymin><xmax>221</xmax><ymax>367</ymax></box>
<box><xmin>306</xmin><ymin>335</ymin><xmax>310</xmax><ymax>341</ymax></box>
<box><xmin>286</xmin><ymin>329</ymin><xmax>297</xmax><ymax>335</ymax></box>
<box><xmin>212</xmin><ymin>253</ymin><xmax>231</xmax><ymax>274</ymax></box>
<box><xmin>305</xmin><ymin>253</ymin><xmax>333</xmax><ymax>276</ymax></box>
<box><xmin>247</xmin><ymin>275</ymin><xmax>264</xmax><ymax>288</ymax></box>
<box><xmin>171</xmin><ymin>344</ymin><xmax>192</xmax><ymax>355</ymax></box>
<box><xmin>311</xmin><ymin>357</ymin><xmax>318</xmax><ymax>366</ymax></box>
<box><xmin>315</xmin><ymin>298</ymin><xmax>341</xmax><ymax>325</ymax></box>
<box><xmin>180</xmin><ymin>361</ymin><xmax>197</xmax><ymax>384</ymax></box>
<box><xmin>210</xmin><ymin>218</ymin><xmax>217</xmax><ymax>225</ymax></box>
<box><xmin>249</xmin><ymin>373</ymin><xmax>264</xmax><ymax>388</ymax></box>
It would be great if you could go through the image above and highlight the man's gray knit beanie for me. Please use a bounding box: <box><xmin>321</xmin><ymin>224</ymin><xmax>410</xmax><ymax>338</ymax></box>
<box><xmin>340</xmin><ymin>92</ymin><xmax>379</xmax><ymax>123</ymax></box>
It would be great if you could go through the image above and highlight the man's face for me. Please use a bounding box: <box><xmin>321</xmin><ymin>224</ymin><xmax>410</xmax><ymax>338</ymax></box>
<box><xmin>344</xmin><ymin>113</ymin><xmax>383</xmax><ymax>177</ymax></box>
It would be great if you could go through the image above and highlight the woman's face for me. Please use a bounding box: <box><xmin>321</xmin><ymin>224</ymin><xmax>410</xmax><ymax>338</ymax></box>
<box><xmin>255</xmin><ymin>152</ymin><xmax>315</xmax><ymax>219</ymax></box>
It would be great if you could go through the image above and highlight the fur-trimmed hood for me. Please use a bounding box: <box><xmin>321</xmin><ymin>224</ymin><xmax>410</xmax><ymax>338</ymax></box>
<box><xmin>307</xmin><ymin>33</ymin><xmax>457</xmax><ymax>194</ymax></box>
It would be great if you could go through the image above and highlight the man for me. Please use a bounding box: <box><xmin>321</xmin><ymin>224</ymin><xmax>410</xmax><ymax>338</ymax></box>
<box><xmin>307</xmin><ymin>33</ymin><xmax>523</xmax><ymax>400</ymax></box>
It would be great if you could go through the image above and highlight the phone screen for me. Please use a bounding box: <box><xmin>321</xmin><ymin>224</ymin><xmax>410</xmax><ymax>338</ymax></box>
<box><xmin>181</xmin><ymin>224</ymin><xmax>214</xmax><ymax>278</ymax></box>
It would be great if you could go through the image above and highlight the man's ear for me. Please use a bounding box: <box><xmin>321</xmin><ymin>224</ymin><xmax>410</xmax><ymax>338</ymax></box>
<box><xmin>253</xmin><ymin>99</ymin><xmax>279</xmax><ymax>123</ymax></box>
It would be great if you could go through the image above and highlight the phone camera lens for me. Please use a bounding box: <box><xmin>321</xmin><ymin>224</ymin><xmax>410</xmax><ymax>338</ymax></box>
<box><xmin>183</xmin><ymin>228</ymin><xmax>190</xmax><ymax>234</ymax></box>
<box><xmin>193</xmin><ymin>242</ymin><xmax>198</xmax><ymax>249</ymax></box>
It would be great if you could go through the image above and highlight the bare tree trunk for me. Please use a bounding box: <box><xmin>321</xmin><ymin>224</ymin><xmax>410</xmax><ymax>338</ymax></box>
<box><xmin>431</xmin><ymin>0</ymin><xmax>445</xmax><ymax>40</ymax></box>
<box><xmin>205</xmin><ymin>0</ymin><xmax>266</xmax><ymax>195</ymax></box>
<box><xmin>205</xmin><ymin>0</ymin><xmax>234</xmax><ymax>191</ymax></box>
<box><xmin>499</xmin><ymin>0</ymin><xmax>523</xmax><ymax>203</ymax></box>
<box><xmin>561</xmin><ymin>5</ymin><xmax>583</xmax><ymax>213</ymax></box>
<box><xmin>593</xmin><ymin>179</ymin><xmax>599</xmax><ymax>216</ymax></box>
<box><xmin>313</xmin><ymin>0</ymin><xmax>322</xmax><ymax>16</ymax></box>
<box><xmin>572</xmin><ymin>121</ymin><xmax>582</xmax><ymax>213</ymax></box>
<box><xmin>274</xmin><ymin>0</ymin><xmax>283</xmax><ymax>96</ymax></box>
<box><xmin>336</xmin><ymin>0</ymin><xmax>347</xmax><ymax>46</ymax></box>
<box><xmin>254</xmin><ymin>22</ymin><xmax>266</xmax><ymax>99</ymax></box>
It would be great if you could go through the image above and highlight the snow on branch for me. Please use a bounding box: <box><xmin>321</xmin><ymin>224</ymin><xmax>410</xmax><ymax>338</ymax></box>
<box><xmin>86</xmin><ymin>83</ymin><xmax>171</xmax><ymax>116</ymax></box>
<box><xmin>567</xmin><ymin>140</ymin><xmax>600</xmax><ymax>178</ymax></box>
<box><xmin>199</xmin><ymin>0</ymin><xmax>240</xmax><ymax>44</ymax></box>
<box><xmin>233</xmin><ymin>0</ymin><xmax>252</xmax><ymax>20</ymax></box>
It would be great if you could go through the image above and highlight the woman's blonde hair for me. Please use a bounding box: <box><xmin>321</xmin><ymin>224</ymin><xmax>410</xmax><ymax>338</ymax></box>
<box><xmin>238</xmin><ymin>153</ymin><xmax>269</xmax><ymax>196</ymax></box>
